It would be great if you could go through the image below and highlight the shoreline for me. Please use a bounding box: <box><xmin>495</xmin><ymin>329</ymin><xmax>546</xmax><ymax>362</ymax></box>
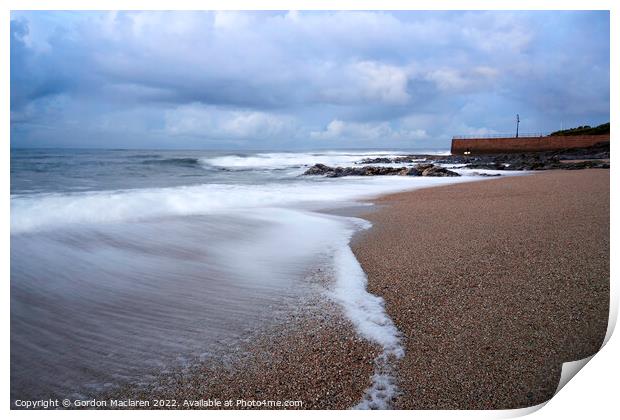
<box><xmin>352</xmin><ymin>169</ymin><xmax>609</xmax><ymax>409</ymax></box>
<box><xmin>34</xmin><ymin>168</ymin><xmax>609</xmax><ymax>410</ymax></box>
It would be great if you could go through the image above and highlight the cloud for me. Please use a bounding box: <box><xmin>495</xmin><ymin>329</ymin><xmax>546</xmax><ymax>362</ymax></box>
<box><xmin>310</xmin><ymin>119</ymin><xmax>428</xmax><ymax>142</ymax></box>
<box><xmin>164</xmin><ymin>103</ymin><xmax>296</xmax><ymax>140</ymax></box>
<box><xmin>426</xmin><ymin>69</ymin><xmax>471</xmax><ymax>92</ymax></box>
<box><xmin>10</xmin><ymin>10</ymin><xmax>610</xmax><ymax>149</ymax></box>
<box><xmin>457</xmin><ymin>11</ymin><xmax>534</xmax><ymax>54</ymax></box>
<box><xmin>318</xmin><ymin>61</ymin><xmax>411</xmax><ymax>105</ymax></box>
<box><xmin>424</xmin><ymin>66</ymin><xmax>499</xmax><ymax>93</ymax></box>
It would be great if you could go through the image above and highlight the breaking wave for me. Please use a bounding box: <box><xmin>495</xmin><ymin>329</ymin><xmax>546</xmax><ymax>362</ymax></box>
<box><xmin>203</xmin><ymin>151</ymin><xmax>416</xmax><ymax>170</ymax></box>
<box><xmin>11</xmin><ymin>175</ymin><xmax>476</xmax><ymax>234</ymax></box>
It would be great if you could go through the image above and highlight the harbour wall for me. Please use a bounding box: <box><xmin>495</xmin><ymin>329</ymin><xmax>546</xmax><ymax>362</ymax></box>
<box><xmin>450</xmin><ymin>134</ymin><xmax>609</xmax><ymax>155</ymax></box>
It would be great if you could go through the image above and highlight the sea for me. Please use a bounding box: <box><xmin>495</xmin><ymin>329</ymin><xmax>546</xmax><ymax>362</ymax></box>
<box><xmin>10</xmin><ymin>148</ymin><xmax>503</xmax><ymax>404</ymax></box>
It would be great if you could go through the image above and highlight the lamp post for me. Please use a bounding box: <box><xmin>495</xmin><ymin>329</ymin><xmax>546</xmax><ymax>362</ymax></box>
<box><xmin>516</xmin><ymin>114</ymin><xmax>520</xmax><ymax>138</ymax></box>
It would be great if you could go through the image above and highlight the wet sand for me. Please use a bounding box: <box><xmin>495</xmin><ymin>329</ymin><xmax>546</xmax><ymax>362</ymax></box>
<box><xmin>352</xmin><ymin>169</ymin><xmax>609</xmax><ymax>409</ymax></box>
<box><xmin>101</xmin><ymin>296</ymin><xmax>380</xmax><ymax>410</ymax></box>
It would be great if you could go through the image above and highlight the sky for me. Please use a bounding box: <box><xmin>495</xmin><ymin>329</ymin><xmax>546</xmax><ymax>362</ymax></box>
<box><xmin>10</xmin><ymin>10</ymin><xmax>610</xmax><ymax>150</ymax></box>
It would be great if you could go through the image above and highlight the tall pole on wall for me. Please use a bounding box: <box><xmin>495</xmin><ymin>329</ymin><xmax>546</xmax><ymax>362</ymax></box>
<box><xmin>516</xmin><ymin>114</ymin><xmax>520</xmax><ymax>138</ymax></box>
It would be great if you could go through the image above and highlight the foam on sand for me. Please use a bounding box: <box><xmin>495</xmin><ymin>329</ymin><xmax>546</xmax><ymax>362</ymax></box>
<box><xmin>330</xmin><ymin>217</ymin><xmax>404</xmax><ymax>409</ymax></box>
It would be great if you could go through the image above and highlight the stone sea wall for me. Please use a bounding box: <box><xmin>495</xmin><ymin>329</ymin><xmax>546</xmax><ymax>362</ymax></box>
<box><xmin>451</xmin><ymin>134</ymin><xmax>610</xmax><ymax>155</ymax></box>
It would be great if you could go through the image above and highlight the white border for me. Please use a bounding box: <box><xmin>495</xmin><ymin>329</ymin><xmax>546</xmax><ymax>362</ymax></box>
<box><xmin>0</xmin><ymin>0</ymin><xmax>617</xmax><ymax>11</ymax></box>
<box><xmin>2</xmin><ymin>1</ymin><xmax>617</xmax><ymax>419</ymax></box>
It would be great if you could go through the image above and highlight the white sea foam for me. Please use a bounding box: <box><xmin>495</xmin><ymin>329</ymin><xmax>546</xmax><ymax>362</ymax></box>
<box><xmin>203</xmin><ymin>150</ymin><xmax>449</xmax><ymax>170</ymax></box>
<box><xmin>332</xmin><ymin>218</ymin><xmax>403</xmax><ymax>354</ymax></box>
<box><xmin>11</xmin><ymin>176</ymin><xmax>473</xmax><ymax>234</ymax></box>
<box><xmin>203</xmin><ymin>151</ymin><xmax>395</xmax><ymax>169</ymax></box>
<box><xmin>329</xmin><ymin>217</ymin><xmax>405</xmax><ymax>409</ymax></box>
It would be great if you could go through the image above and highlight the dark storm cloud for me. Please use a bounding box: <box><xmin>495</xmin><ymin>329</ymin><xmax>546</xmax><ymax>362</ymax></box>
<box><xmin>10</xmin><ymin>10</ymin><xmax>610</xmax><ymax>149</ymax></box>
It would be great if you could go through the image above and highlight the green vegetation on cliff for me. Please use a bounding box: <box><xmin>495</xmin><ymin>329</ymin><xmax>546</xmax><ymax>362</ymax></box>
<box><xmin>550</xmin><ymin>122</ymin><xmax>610</xmax><ymax>136</ymax></box>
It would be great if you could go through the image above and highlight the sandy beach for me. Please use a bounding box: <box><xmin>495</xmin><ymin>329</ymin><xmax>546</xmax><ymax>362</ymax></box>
<box><xmin>352</xmin><ymin>169</ymin><xmax>609</xmax><ymax>409</ymax></box>
<box><xmin>99</xmin><ymin>168</ymin><xmax>610</xmax><ymax>410</ymax></box>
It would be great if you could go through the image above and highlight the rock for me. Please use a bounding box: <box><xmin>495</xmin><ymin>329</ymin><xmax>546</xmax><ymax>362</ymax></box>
<box><xmin>357</xmin><ymin>157</ymin><xmax>392</xmax><ymax>164</ymax></box>
<box><xmin>419</xmin><ymin>165</ymin><xmax>460</xmax><ymax>177</ymax></box>
<box><xmin>304</xmin><ymin>163</ymin><xmax>332</xmax><ymax>175</ymax></box>
<box><xmin>556</xmin><ymin>161</ymin><xmax>609</xmax><ymax>170</ymax></box>
<box><xmin>403</xmin><ymin>167</ymin><xmax>421</xmax><ymax>176</ymax></box>
<box><xmin>465</xmin><ymin>159</ymin><xmax>609</xmax><ymax>171</ymax></box>
<box><xmin>302</xmin><ymin>163</ymin><xmax>461</xmax><ymax>178</ymax></box>
<box><xmin>415</xmin><ymin>163</ymin><xmax>434</xmax><ymax>171</ymax></box>
<box><xmin>303</xmin><ymin>164</ymin><xmax>409</xmax><ymax>177</ymax></box>
<box><xmin>356</xmin><ymin>155</ymin><xmax>430</xmax><ymax>165</ymax></box>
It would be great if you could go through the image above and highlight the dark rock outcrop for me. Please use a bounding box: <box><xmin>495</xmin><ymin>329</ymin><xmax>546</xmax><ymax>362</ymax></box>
<box><xmin>303</xmin><ymin>163</ymin><xmax>460</xmax><ymax>178</ymax></box>
<box><xmin>304</xmin><ymin>143</ymin><xmax>608</xmax><ymax>178</ymax></box>
<box><xmin>356</xmin><ymin>142</ymin><xmax>610</xmax><ymax>170</ymax></box>
<box><xmin>357</xmin><ymin>157</ymin><xmax>393</xmax><ymax>164</ymax></box>
<box><xmin>357</xmin><ymin>155</ymin><xmax>429</xmax><ymax>165</ymax></box>
<box><xmin>419</xmin><ymin>164</ymin><xmax>461</xmax><ymax>177</ymax></box>
<box><xmin>303</xmin><ymin>163</ymin><xmax>333</xmax><ymax>175</ymax></box>
<box><xmin>465</xmin><ymin>159</ymin><xmax>609</xmax><ymax>171</ymax></box>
